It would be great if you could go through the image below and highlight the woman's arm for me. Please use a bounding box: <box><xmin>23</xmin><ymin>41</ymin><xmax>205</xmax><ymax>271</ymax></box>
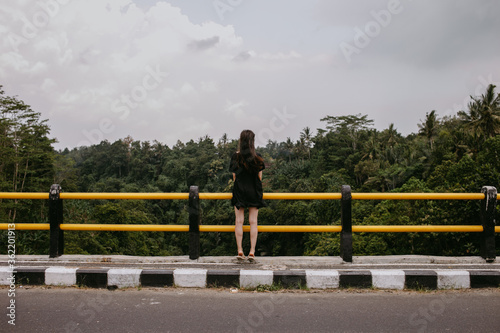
<box><xmin>258</xmin><ymin>171</ymin><xmax>262</xmax><ymax>181</ymax></box>
<box><xmin>233</xmin><ymin>173</ymin><xmax>236</xmax><ymax>181</ymax></box>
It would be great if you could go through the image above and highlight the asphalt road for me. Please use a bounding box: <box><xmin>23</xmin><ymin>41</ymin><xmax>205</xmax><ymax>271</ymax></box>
<box><xmin>1</xmin><ymin>287</ymin><xmax>499</xmax><ymax>333</ymax></box>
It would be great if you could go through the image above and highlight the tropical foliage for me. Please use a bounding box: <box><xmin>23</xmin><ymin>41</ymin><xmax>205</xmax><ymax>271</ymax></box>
<box><xmin>1</xmin><ymin>84</ymin><xmax>499</xmax><ymax>256</ymax></box>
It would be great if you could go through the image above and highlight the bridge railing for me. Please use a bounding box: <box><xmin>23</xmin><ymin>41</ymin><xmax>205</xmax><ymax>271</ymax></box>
<box><xmin>0</xmin><ymin>184</ymin><xmax>498</xmax><ymax>262</ymax></box>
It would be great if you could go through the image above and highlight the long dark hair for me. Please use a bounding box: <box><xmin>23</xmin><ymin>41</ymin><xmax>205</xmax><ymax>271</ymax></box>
<box><xmin>237</xmin><ymin>130</ymin><xmax>263</xmax><ymax>172</ymax></box>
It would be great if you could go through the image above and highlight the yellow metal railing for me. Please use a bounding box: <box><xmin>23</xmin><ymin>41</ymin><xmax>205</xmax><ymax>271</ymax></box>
<box><xmin>59</xmin><ymin>193</ymin><xmax>189</xmax><ymax>200</ymax></box>
<box><xmin>0</xmin><ymin>223</ymin><xmax>50</xmax><ymax>230</ymax></box>
<box><xmin>1</xmin><ymin>223</ymin><xmax>499</xmax><ymax>233</ymax></box>
<box><xmin>0</xmin><ymin>192</ymin><xmax>343</xmax><ymax>200</ymax></box>
<box><xmin>350</xmin><ymin>193</ymin><xmax>485</xmax><ymax>200</ymax></box>
<box><xmin>60</xmin><ymin>224</ymin><xmax>189</xmax><ymax>232</ymax></box>
<box><xmin>1</xmin><ymin>192</ymin><xmax>492</xmax><ymax>200</ymax></box>
<box><xmin>351</xmin><ymin>225</ymin><xmax>485</xmax><ymax>233</ymax></box>
<box><xmin>1</xmin><ymin>188</ymin><xmax>498</xmax><ymax>260</ymax></box>
<box><xmin>0</xmin><ymin>192</ymin><xmax>497</xmax><ymax>234</ymax></box>
<box><xmin>0</xmin><ymin>193</ymin><xmax>49</xmax><ymax>199</ymax></box>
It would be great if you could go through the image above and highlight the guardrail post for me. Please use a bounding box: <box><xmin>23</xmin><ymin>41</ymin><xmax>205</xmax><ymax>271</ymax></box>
<box><xmin>340</xmin><ymin>185</ymin><xmax>353</xmax><ymax>262</ymax></box>
<box><xmin>189</xmin><ymin>185</ymin><xmax>201</xmax><ymax>260</ymax></box>
<box><xmin>49</xmin><ymin>184</ymin><xmax>63</xmax><ymax>258</ymax></box>
<box><xmin>480</xmin><ymin>186</ymin><xmax>497</xmax><ymax>262</ymax></box>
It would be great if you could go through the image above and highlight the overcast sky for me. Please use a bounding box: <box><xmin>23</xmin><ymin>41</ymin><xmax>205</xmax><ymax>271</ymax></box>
<box><xmin>1</xmin><ymin>0</ymin><xmax>499</xmax><ymax>150</ymax></box>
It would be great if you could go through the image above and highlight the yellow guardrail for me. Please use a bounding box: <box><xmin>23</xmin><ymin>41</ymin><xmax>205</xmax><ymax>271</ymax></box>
<box><xmin>0</xmin><ymin>192</ymin><xmax>497</xmax><ymax>233</ymax></box>
<box><xmin>1</xmin><ymin>192</ymin><xmax>495</xmax><ymax>200</ymax></box>
<box><xmin>199</xmin><ymin>193</ymin><xmax>343</xmax><ymax>200</ymax></box>
<box><xmin>199</xmin><ymin>225</ymin><xmax>343</xmax><ymax>232</ymax></box>
<box><xmin>0</xmin><ymin>192</ymin><xmax>190</xmax><ymax>200</ymax></box>
<box><xmin>0</xmin><ymin>223</ymin><xmax>50</xmax><ymax>230</ymax></box>
<box><xmin>0</xmin><ymin>192</ymin><xmax>342</xmax><ymax>200</ymax></box>
<box><xmin>0</xmin><ymin>193</ymin><xmax>49</xmax><ymax>199</ymax></box>
<box><xmin>263</xmin><ymin>193</ymin><xmax>343</xmax><ymax>200</ymax></box>
<box><xmin>59</xmin><ymin>224</ymin><xmax>189</xmax><ymax>232</ymax></box>
<box><xmin>60</xmin><ymin>193</ymin><xmax>190</xmax><ymax>200</ymax></box>
<box><xmin>2</xmin><ymin>189</ymin><xmax>497</xmax><ymax>260</ymax></box>
<box><xmin>3</xmin><ymin>224</ymin><xmax>498</xmax><ymax>233</ymax></box>
<box><xmin>199</xmin><ymin>193</ymin><xmax>231</xmax><ymax>200</ymax></box>
<box><xmin>352</xmin><ymin>225</ymin><xmax>484</xmax><ymax>232</ymax></box>
<box><xmin>351</xmin><ymin>193</ymin><xmax>486</xmax><ymax>200</ymax></box>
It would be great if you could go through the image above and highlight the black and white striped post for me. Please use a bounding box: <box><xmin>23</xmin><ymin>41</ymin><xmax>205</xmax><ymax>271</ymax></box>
<box><xmin>49</xmin><ymin>184</ymin><xmax>64</xmax><ymax>258</ymax></box>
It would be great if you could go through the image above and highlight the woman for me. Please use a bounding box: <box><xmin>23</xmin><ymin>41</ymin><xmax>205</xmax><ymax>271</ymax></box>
<box><xmin>229</xmin><ymin>130</ymin><xmax>266</xmax><ymax>262</ymax></box>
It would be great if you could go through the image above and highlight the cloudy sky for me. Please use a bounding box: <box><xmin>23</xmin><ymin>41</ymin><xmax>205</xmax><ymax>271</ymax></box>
<box><xmin>1</xmin><ymin>0</ymin><xmax>499</xmax><ymax>150</ymax></box>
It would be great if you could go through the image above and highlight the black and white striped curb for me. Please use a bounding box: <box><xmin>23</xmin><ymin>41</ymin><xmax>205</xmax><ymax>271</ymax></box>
<box><xmin>1</xmin><ymin>267</ymin><xmax>499</xmax><ymax>290</ymax></box>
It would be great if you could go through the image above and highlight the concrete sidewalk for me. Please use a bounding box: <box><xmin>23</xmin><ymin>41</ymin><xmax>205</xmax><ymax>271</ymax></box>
<box><xmin>2</xmin><ymin>254</ymin><xmax>498</xmax><ymax>270</ymax></box>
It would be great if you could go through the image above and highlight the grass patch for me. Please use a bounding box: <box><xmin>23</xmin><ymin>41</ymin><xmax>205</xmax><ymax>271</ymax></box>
<box><xmin>241</xmin><ymin>282</ymin><xmax>284</xmax><ymax>292</ymax></box>
<box><xmin>405</xmin><ymin>282</ymin><xmax>435</xmax><ymax>292</ymax></box>
<box><xmin>298</xmin><ymin>281</ymin><xmax>310</xmax><ymax>291</ymax></box>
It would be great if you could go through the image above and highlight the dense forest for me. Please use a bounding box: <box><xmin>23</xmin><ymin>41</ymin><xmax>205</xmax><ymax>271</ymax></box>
<box><xmin>1</xmin><ymin>84</ymin><xmax>499</xmax><ymax>257</ymax></box>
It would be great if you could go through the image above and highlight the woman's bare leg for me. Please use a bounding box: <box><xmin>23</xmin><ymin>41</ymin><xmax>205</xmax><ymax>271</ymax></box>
<box><xmin>248</xmin><ymin>207</ymin><xmax>259</xmax><ymax>256</ymax></box>
<box><xmin>234</xmin><ymin>207</ymin><xmax>245</xmax><ymax>255</ymax></box>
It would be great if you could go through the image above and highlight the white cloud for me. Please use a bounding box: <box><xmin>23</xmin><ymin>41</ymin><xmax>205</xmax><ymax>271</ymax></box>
<box><xmin>180</xmin><ymin>82</ymin><xmax>196</xmax><ymax>95</ymax></box>
<box><xmin>258</xmin><ymin>51</ymin><xmax>301</xmax><ymax>61</ymax></box>
<box><xmin>179</xmin><ymin>116</ymin><xmax>212</xmax><ymax>134</ymax></box>
<box><xmin>41</xmin><ymin>78</ymin><xmax>56</xmax><ymax>92</ymax></box>
<box><xmin>224</xmin><ymin>99</ymin><xmax>248</xmax><ymax>120</ymax></box>
<box><xmin>0</xmin><ymin>1</ymin><xmax>248</xmax><ymax>147</ymax></box>
<box><xmin>201</xmin><ymin>80</ymin><xmax>219</xmax><ymax>93</ymax></box>
<box><xmin>0</xmin><ymin>0</ymin><xmax>499</xmax><ymax>149</ymax></box>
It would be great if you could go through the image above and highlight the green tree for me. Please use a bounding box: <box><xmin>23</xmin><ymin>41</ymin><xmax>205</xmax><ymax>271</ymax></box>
<box><xmin>284</xmin><ymin>137</ymin><xmax>294</xmax><ymax>162</ymax></box>
<box><xmin>300</xmin><ymin>127</ymin><xmax>313</xmax><ymax>159</ymax></box>
<box><xmin>418</xmin><ymin>110</ymin><xmax>439</xmax><ymax>150</ymax></box>
<box><xmin>320</xmin><ymin>114</ymin><xmax>374</xmax><ymax>151</ymax></box>
<box><xmin>459</xmin><ymin>84</ymin><xmax>500</xmax><ymax>151</ymax></box>
<box><xmin>0</xmin><ymin>85</ymin><xmax>55</xmax><ymax>222</ymax></box>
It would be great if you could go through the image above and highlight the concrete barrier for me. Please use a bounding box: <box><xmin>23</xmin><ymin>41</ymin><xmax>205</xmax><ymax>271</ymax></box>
<box><xmin>305</xmin><ymin>270</ymin><xmax>340</xmax><ymax>289</ymax></box>
<box><xmin>240</xmin><ymin>270</ymin><xmax>273</xmax><ymax>289</ymax></box>
<box><xmin>437</xmin><ymin>270</ymin><xmax>470</xmax><ymax>289</ymax></box>
<box><xmin>0</xmin><ymin>267</ymin><xmax>13</xmax><ymax>285</ymax></box>
<box><xmin>45</xmin><ymin>267</ymin><xmax>77</xmax><ymax>286</ymax></box>
<box><xmin>3</xmin><ymin>266</ymin><xmax>499</xmax><ymax>290</ymax></box>
<box><xmin>107</xmin><ymin>269</ymin><xmax>142</xmax><ymax>288</ymax></box>
<box><xmin>174</xmin><ymin>268</ymin><xmax>207</xmax><ymax>288</ymax></box>
<box><xmin>371</xmin><ymin>270</ymin><xmax>405</xmax><ymax>290</ymax></box>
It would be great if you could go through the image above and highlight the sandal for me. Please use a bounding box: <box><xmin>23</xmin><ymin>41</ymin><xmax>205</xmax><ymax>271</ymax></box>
<box><xmin>236</xmin><ymin>252</ymin><xmax>246</xmax><ymax>261</ymax></box>
<box><xmin>247</xmin><ymin>253</ymin><xmax>255</xmax><ymax>262</ymax></box>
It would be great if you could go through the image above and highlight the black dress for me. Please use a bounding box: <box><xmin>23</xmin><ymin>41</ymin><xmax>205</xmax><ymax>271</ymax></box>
<box><xmin>229</xmin><ymin>152</ymin><xmax>266</xmax><ymax>210</ymax></box>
